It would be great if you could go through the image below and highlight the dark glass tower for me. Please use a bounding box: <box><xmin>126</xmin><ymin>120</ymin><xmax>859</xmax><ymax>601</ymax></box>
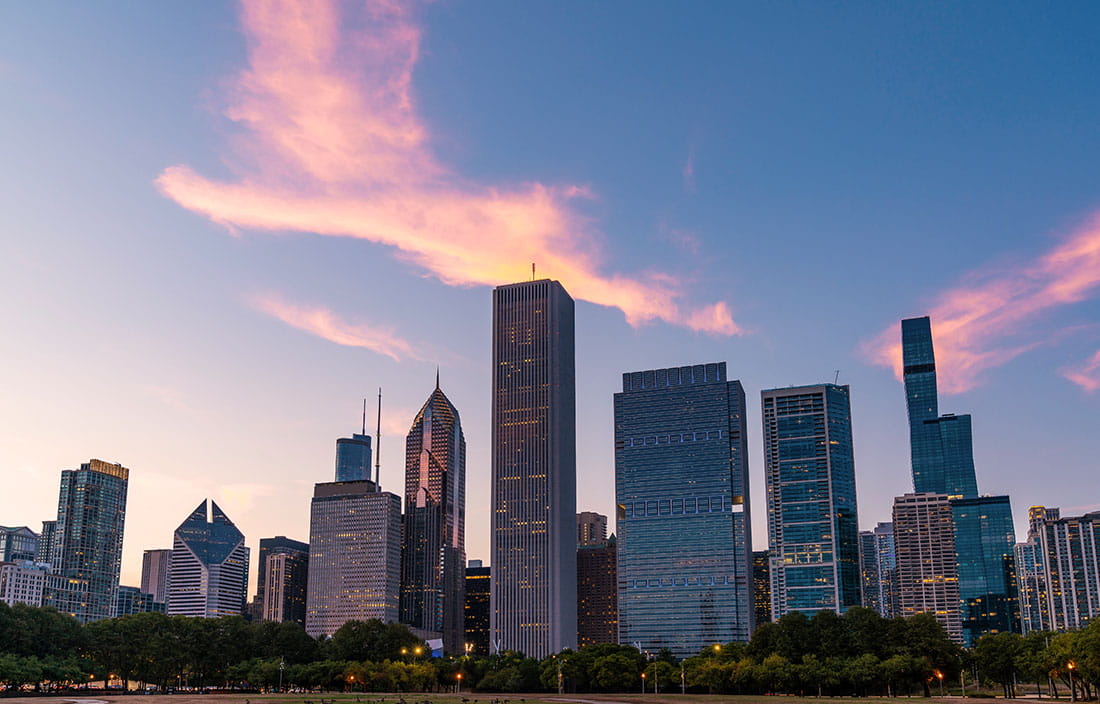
<box><xmin>52</xmin><ymin>460</ymin><xmax>129</xmax><ymax>622</ymax></box>
<box><xmin>491</xmin><ymin>279</ymin><xmax>577</xmax><ymax>658</ymax></box>
<box><xmin>952</xmin><ymin>495</ymin><xmax>1018</xmax><ymax>645</ymax></box>
<box><xmin>257</xmin><ymin>536</ymin><xmax>309</xmax><ymax>626</ymax></box>
<box><xmin>762</xmin><ymin>384</ymin><xmax>861</xmax><ymax>617</ymax></box>
<box><xmin>615</xmin><ymin>362</ymin><xmax>753</xmax><ymax>656</ymax></box>
<box><xmin>336</xmin><ymin>434</ymin><xmax>372</xmax><ymax>482</ymax></box>
<box><xmin>400</xmin><ymin>378</ymin><xmax>467</xmax><ymax>654</ymax></box>
<box><xmin>464</xmin><ymin>561</ymin><xmax>491</xmax><ymax>655</ymax></box>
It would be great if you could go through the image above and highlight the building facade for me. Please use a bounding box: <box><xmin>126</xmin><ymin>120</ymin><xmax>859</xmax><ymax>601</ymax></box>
<box><xmin>762</xmin><ymin>384</ymin><xmax>860</xmax><ymax>619</ymax></box>
<box><xmin>36</xmin><ymin>521</ymin><xmax>57</xmax><ymax>565</ymax></box>
<box><xmin>259</xmin><ymin>538</ymin><xmax>309</xmax><ymax>626</ymax></box>
<box><xmin>873</xmin><ymin>522</ymin><xmax>898</xmax><ymax>617</ymax></box>
<box><xmin>1015</xmin><ymin>506</ymin><xmax>1058</xmax><ymax>634</ymax></box>
<box><xmin>336</xmin><ymin>434</ymin><xmax>373</xmax><ymax>483</ymax></box>
<box><xmin>1036</xmin><ymin>508</ymin><xmax>1100</xmax><ymax>631</ymax></box>
<box><xmin>615</xmin><ymin>362</ymin><xmax>753</xmax><ymax>657</ymax></box>
<box><xmin>577</xmin><ymin>512</ymin><xmax>608</xmax><ymax>547</ymax></box>
<box><xmin>465</xmin><ymin>560</ymin><xmax>491</xmax><ymax>656</ymax></box>
<box><xmin>51</xmin><ymin>459</ymin><xmax>129</xmax><ymax>622</ymax></box>
<box><xmin>577</xmin><ymin>535</ymin><xmax>617</xmax><ymax>647</ymax></box>
<box><xmin>400</xmin><ymin>380</ymin><xmax>467</xmax><ymax>654</ymax></box>
<box><xmin>166</xmin><ymin>500</ymin><xmax>250</xmax><ymax>618</ymax></box>
<box><xmin>859</xmin><ymin>531</ymin><xmax>882</xmax><ymax>615</ymax></box>
<box><xmin>752</xmin><ymin>550</ymin><xmax>771</xmax><ymax>627</ymax></box>
<box><xmin>491</xmin><ymin>279</ymin><xmax>577</xmax><ymax>658</ymax></box>
<box><xmin>115</xmin><ymin>585</ymin><xmax>165</xmax><ymax>615</ymax></box>
<box><xmin>0</xmin><ymin>527</ymin><xmax>39</xmax><ymax>563</ymax></box>
<box><xmin>141</xmin><ymin>549</ymin><xmax>172</xmax><ymax>604</ymax></box>
<box><xmin>305</xmin><ymin>479</ymin><xmax>402</xmax><ymax>638</ymax></box>
<box><xmin>951</xmin><ymin>495</ymin><xmax>1018</xmax><ymax>645</ymax></box>
<box><xmin>893</xmin><ymin>493</ymin><xmax>962</xmax><ymax>642</ymax></box>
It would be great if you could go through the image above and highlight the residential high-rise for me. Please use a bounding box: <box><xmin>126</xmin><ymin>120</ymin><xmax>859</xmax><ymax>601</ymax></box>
<box><xmin>1015</xmin><ymin>506</ymin><xmax>1058</xmax><ymax>634</ymax></box>
<box><xmin>1033</xmin><ymin>507</ymin><xmax>1100</xmax><ymax>631</ymax></box>
<box><xmin>872</xmin><ymin>522</ymin><xmax>898</xmax><ymax>617</ymax></box>
<box><xmin>52</xmin><ymin>459</ymin><xmax>129</xmax><ymax>622</ymax></box>
<box><xmin>257</xmin><ymin>537</ymin><xmax>309</xmax><ymax>626</ymax></box>
<box><xmin>615</xmin><ymin>362</ymin><xmax>753</xmax><ymax>657</ymax></box>
<box><xmin>893</xmin><ymin>493</ymin><xmax>962</xmax><ymax>642</ymax></box>
<box><xmin>752</xmin><ymin>550</ymin><xmax>771</xmax><ymax>627</ymax></box>
<box><xmin>577</xmin><ymin>535</ymin><xmax>617</xmax><ymax>647</ymax></box>
<box><xmin>36</xmin><ymin>521</ymin><xmax>56</xmax><ymax>564</ymax></box>
<box><xmin>166</xmin><ymin>500</ymin><xmax>250</xmax><ymax>618</ymax></box>
<box><xmin>336</xmin><ymin>434</ymin><xmax>372</xmax><ymax>483</ymax></box>
<box><xmin>305</xmin><ymin>478</ymin><xmax>402</xmax><ymax>638</ymax></box>
<box><xmin>859</xmin><ymin>531</ymin><xmax>882</xmax><ymax>614</ymax></box>
<box><xmin>115</xmin><ymin>585</ymin><xmax>165</xmax><ymax>615</ymax></box>
<box><xmin>577</xmin><ymin>512</ymin><xmax>608</xmax><ymax>547</ymax></box>
<box><xmin>951</xmin><ymin>495</ymin><xmax>1018</xmax><ymax>645</ymax></box>
<box><xmin>400</xmin><ymin>379</ymin><xmax>467</xmax><ymax>653</ymax></box>
<box><xmin>0</xmin><ymin>561</ymin><xmax>88</xmax><ymax>610</ymax></box>
<box><xmin>0</xmin><ymin>527</ymin><xmax>39</xmax><ymax>563</ymax></box>
<box><xmin>491</xmin><ymin>279</ymin><xmax>577</xmax><ymax>658</ymax></box>
<box><xmin>762</xmin><ymin>384</ymin><xmax>860</xmax><ymax>618</ymax></box>
<box><xmin>464</xmin><ymin>560</ymin><xmax>491</xmax><ymax>656</ymax></box>
<box><xmin>901</xmin><ymin>317</ymin><xmax>978</xmax><ymax>499</ymax></box>
<box><xmin>141</xmin><ymin>549</ymin><xmax>172</xmax><ymax>604</ymax></box>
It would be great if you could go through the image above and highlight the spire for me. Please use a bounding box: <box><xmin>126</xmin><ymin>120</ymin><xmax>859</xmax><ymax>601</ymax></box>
<box><xmin>375</xmin><ymin>387</ymin><xmax>382</xmax><ymax>491</ymax></box>
<box><xmin>435</xmin><ymin>366</ymin><xmax>440</xmax><ymax>390</ymax></box>
<box><xmin>361</xmin><ymin>397</ymin><xmax>367</xmax><ymax>435</ymax></box>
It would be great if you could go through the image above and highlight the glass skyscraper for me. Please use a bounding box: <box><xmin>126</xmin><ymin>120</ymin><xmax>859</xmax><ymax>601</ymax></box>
<box><xmin>615</xmin><ymin>362</ymin><xmax>753</xmax><ymax>657</ymax></box>
<box><xmin>52</xmin><ymin>459</ymin><xmax>129</xmax><ymax>622</ymax></box>
<box><xmin>762</xmin><ymin>384</ymin><xmax>860</xmax><ymax>618</ymax></box>
<box><xmin>335</xmin><ymin>434</ymin><xmax>372</xmax><ymax>483</ymax></box>
<box><xmin>951</xmin><ymin>496</ymin><xmax>1018</xmax><ymax>645</ymax></box>
<box><xmin>166</xmin><ymin>500</ymin><xmax>250</xmax><ymax>618</ymax></box>
<box><xmin>491</xmin><ymin>279</ymin><xmax>576</xmax><ymax>658</ymax></box>
<box><xmin>400</xmin><ymin>379</ymin><xmax>466</xmax><ymax>654</ymax></box>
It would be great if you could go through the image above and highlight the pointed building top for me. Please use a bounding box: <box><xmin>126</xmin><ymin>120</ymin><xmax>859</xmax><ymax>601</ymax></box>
<box><xmin>436</xmin><ymin>366</ymin><xmax>440</xmax><ymax>390</ymax></box>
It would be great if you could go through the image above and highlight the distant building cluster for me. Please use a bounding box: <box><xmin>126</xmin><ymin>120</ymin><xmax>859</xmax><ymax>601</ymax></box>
<box><xmin>5</xmin><ymin>284</ymin><xmax>1099</xmax><ymax>653</ymax></box>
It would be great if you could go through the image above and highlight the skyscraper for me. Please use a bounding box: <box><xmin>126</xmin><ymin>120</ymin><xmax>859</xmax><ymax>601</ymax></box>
<box><xmin>257</xmin><ymin>537</ymin><xmax>309</xmax><ymax>626</ymax></box>
<box><xmin>0</xmin><ymin>527</ymin><xmax>39</xmax><ymax>563</ymax></box>
<box><xmin>752</xmin><ymin>550</ymin><xmax>771</xmax><ymax>627</ymax></box>
<box><xmin>36</xmin><ymin>520</ymin><xmax>56</xmax><ymax>565</ymax></box>
<box><xmin>762</xmin><ymin>384</ymin><xmax>860</xmax><ymax>618</ymax></box>
<box><xmin>1015</xmin><ymin>506</ymin><xmax>1058</xmax><ymax>635</ymax></box>
<box><xmin>465</xmin><ymin>560</ymin><xmax>491</xmax><ymax>656</ymax></box>
<box><xmin>1032</xmin><ymin>507</ymin><xmax>1100</xmax><ymax>631</ymax></box>
<box><xmin>141</xmin><ymin>548</ymin><xmax>172</xmax><ymax>604</ymax></box>
<box><xmin>166</xmin><ymin>500</ymin><xmax>250</xmax><ymax>618</ymax></box>
<box><xmin>51</xmin><ymin>459</ymin><xmax>129</xmax><ymax>622</ymax></box>
<box><xmin>615</xmin><ymin>362</ymin><xmax>753</xmax><ymax>656</ymax></box>
<box><xmin>336</xmin><ymin>434</ymin><xmax>372</xmax><ymax>483</ymax></box>
<box><xmin>577</xmin><ymin>535</ymin><xmax>617</xmax><ymax>647</ymax></box>
<box><xmin>872</xmin><ymin>522</ymin><xmax>898</xmax><ymax>617</ymax></box>
<box><xmin>305</xmin><ymin>478</ymin><xmax>402</xmax><ymax>638</ymax></box>
<box><xmin>577</xmin><ymin>512</ymin><xmax>608</xmax><ymax>547</ymax></box>
<box><xmin>859</xmin><ymin>531</ymin><xmax>882</xmax><ymax>614</ymax></box>
<box><xmin>115</xmin><ymin>585</ymin><xmax>165</xmax><ymax>616</ymax></box>
<box><xmin>893</xmin><ymin>493</ymin><xmax>962</xmax><ymax>642</ymax></box>
<box><xmin>952</xmin><ymin>495</ymin><xmax>1018</xmax><ymax>645</ymax></box>
<box><xmin>491</xmin><ymin>279</ymin><xmax>576</xmax><ymax>658</ymax></box>
<box><xmin>400</xmin><ymin>379</ymin><xmax>466</xmax><ymax>653</ymax></box>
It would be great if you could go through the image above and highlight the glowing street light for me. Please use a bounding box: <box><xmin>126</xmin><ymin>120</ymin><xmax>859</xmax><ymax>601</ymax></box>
<box><xmin>935</xmin><ymin>670</ymin><xmax>944</xmax><ymax>697</ymax></box>
<box><xmin>1068</xmin><ymin>662</ymin><xmax>1077</xmax><ymax>703</ymax></box>
<box><xmin>640</xmin><ymin>671</ymin><xmax>646</xmax><ymax>694</ymax></box>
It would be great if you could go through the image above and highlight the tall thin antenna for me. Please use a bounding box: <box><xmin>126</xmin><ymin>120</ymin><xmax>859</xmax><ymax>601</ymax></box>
<box><xmin>834</xmin><ymin>369</ymin><xmax>841</xmax><ymax>384</ymax></box>
<box><xmin>532</xmin><ymin>262</ymin><xmax>536</xmax><ymax>280</ymax></box>
<box><xmin>374</xmin><ymin>387</ymin><xmax>382</xmax><ymax>491</ymax></box>
<box><xmin>361</xmin><ymin>398</ymin><xmax>367</xmax><ymax>435</ymax></box>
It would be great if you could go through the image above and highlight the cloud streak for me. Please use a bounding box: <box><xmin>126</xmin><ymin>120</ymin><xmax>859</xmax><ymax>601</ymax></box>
<box><xmin>252</xmin><ymin>294</ymin><xmax>417</xmax><ymax>362</ymax></box>
<box><xmin>864</xmin><ymin>214</ymin><xmax>1100</xmax><ymax>393</ymax></box>
<box><xmin>1062</xmin><ymin>350</ymin><xmax>1100</xmax><ymax>392</ymax></box>
<box><xmin>157</xmin><ymin>0</ymin><xmax>739</xmax><ymax>335</ymax></box>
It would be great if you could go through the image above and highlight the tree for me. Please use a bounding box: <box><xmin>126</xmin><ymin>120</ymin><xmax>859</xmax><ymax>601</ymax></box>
<box><xmin>974</xmin><ymin>632</ymin><xmax>1023</xmax><ymax>698</ymax></box>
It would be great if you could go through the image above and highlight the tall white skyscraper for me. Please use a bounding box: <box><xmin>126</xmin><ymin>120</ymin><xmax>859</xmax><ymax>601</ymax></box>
<box><xmin>166</xmin><ymin>500</ymin><xmax>249</xmax><ymax>618</ymax></box>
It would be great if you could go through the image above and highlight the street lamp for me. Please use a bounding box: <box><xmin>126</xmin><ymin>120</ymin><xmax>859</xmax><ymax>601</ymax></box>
<box><xmin>936</xmin><ymin>670</ymin><xmax>944</xmax><ymax>697</ymax></box>
<box><xmin>652</xmin><ymin>661</ymin><xmax>658</xmax><ymax>695</ymax></box>
<box><xmin>640</xmin><ymin>672</ymin><xmax>646</xmax><ymax>694</ymax></box>
<box><xmin>713</xmin><ymin>644</ymin><xmax>721</xmax><ymax>655</ymax></box>
<box><xmin>414</xmin><ymin>646</ymin><xmax>423</xmax><ymax>657</ymax></box>
<box><xmin>279</xmin><ymin>658</ymin><xmax>285</xmax><ymax>693</ymax></box>
<box><xmin>455</xmin><ymin>673</ymin><xmax>463</xmax><ymax>694</ymax></box>
<box><xmin>681</xmin><ymin>662</ymin><xmax>686</xmax><ymax>695</ymax></box>
<box><xmin>1068</xmin><ymin>662</ymin><xmax>1076</xmax><ymax>703</ymax></box>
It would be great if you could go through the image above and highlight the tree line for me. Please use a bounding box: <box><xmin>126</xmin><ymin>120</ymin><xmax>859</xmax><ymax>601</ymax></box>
<box><xmin>1</xmin><ymin>601</ymin><xmax>1097</xmax><ymax>697</ymax></box>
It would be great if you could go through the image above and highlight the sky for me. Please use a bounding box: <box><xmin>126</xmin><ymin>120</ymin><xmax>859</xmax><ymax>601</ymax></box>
<box><xmin>2</xmin><ymin>1</ymin><xmax>1100</xmax><ymax>593</ymax></box>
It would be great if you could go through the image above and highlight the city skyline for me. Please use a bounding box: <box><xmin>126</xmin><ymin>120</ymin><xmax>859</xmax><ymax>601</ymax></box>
<box><xmin>3</xmin><ymin>1</ymin><xmax>1100</xmax><ymax>595</ymax></box>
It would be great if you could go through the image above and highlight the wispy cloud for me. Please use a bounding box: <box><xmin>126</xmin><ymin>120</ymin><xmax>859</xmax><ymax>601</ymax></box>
<box><xmin>252</xmin><ymin>293</ymin><xmax>417</xmax><ymax>361</ymax></box>
<box><xmin>864</xmin><ymin>213</ymin><xmax>1100</xmax><ymax>393</ymax></box>
<box><xmin>682</xmin><ymin>150</ymin><xmax>697</xmax><ymax>194</ymax></box>
<box><xmin>157</xmin><ymin>0</ymin><xmax>740</xmax><ymax>335</ymax></box>
<box><xmin>1062</xmin><ymin>350</ymin><xmax>1100</xmax><ymax>392</ymax></box>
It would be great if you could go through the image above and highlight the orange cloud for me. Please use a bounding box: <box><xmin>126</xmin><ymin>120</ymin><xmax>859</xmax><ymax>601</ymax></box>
<box><xmin>1062</xmin><ymin>350</ymin><xmax>1100</xmax><ymax>392</ymax></box>
<box><xmin>157</xmin><ymin>0</ymin><xmax>739</xmax><ymax>335</ymax></box>
<box><xmin>864</xmin><ymin>214</ymin><xmax>1100</xmax><ymax>393</ymax></box>
<box><xmin>252</xmin><ymin>294</ymin><xmax>416</xmax><ymax>362</ymax></box>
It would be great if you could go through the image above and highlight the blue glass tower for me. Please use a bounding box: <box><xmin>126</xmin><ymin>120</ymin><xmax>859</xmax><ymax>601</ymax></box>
<box><xmin>615</xmin><ymin>362</ymin><xmax>753</xmax><ymax>657</ymax></box>
<box><xmin>335</xmin><ymin>434</ymin><xmax>372</xmax><ymax>482</ymax></box>
<box><xmin>762</xmin><ymin>384</ymin><xmax>861</xmax><ymax>618</ymax></box>
<box><xmin>952</xmin><ymin>495</ymin><xmax>1018</xmax><ymax>645</ymax></box>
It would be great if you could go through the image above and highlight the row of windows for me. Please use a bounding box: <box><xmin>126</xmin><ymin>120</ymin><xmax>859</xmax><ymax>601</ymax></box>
<box><xmin>624</xmin><ymin>575</ymin><xmax>737</xmax><ymax>588</ymax></box>
<box><xmin>619</xmin><ymin>430</ymin><xmax>724</xmax><ymax>447</ymax></box>
<box><xmin>623</xmin><ymin>496</ymin><xmax>732</xmax><ymax>517</ymax></box>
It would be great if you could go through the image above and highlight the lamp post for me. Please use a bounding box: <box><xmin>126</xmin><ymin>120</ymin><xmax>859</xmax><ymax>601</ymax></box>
<box><xmin>936</xmin><ymin>670</ymin><xmax>944</xmax><ymax>697</ymax></box>
<box><xmin>278</xmin><ymin>658</ymin><xmax>285</xmax><ymax>693</ymax></box>
<box><xmin>455</xmin><ymin>673</ymin><xmax>462</xmax><ymax>694</ymax></box>
<box><xmin>681</xmin><ymin>662</ymin><xmax>686</xmax><ymax>695</ymax></box>
<box><xmin>641</xmin><ymin>672</ymin><xmax>646</xmax><ymax>694</ymax></box>
<box><xmin>652</xmin><ymin>661</ymin><xmax>658</xmax><ymax>695</ymax></box>
<box><xmin>1068</xmin><ymin>662</ymin><xmax>1076</xmax><ymax>703</ymax></box>
<box><xmin>556</xmin><ymin>656</ymin><xmax>565</xmax><ymax>695</ymax></box>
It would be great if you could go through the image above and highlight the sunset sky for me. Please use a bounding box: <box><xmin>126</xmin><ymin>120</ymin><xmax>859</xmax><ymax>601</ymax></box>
<box><xmin>2</xmin><ymin>1</ymin><xmax>1099</xmax><ymax>591</ymax></box>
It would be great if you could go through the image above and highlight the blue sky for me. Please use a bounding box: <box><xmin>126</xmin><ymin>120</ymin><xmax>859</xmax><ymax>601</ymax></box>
<box><xmin>2</xmin><ymin>1</ymin><xmax>1099</xmax><ymax>589</ymax></box>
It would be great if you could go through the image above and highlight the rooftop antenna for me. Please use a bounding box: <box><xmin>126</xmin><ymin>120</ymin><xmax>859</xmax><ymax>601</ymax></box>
<box><xmin>374</xmin><ymin>387</ymin><xmax>382</xmax><ymax>491</ymax></box>
<box><xmin>361</xmin><ymin>398</ymin><xmax>367</xmax><ymax>435</ymax></box>
<box><xmin>435</xmin><ymin>366</ymin><xmax>440</xmax><ymax>390</ymax></box>
<box><xmin>532</xmin><ymin>262</ymin><xmax>536</xmax><ymax>280</ymax></box>
<box><xmin>834</xmin><ymin>369</ymin><xmax>841</xmax><ymax>384</ymax></box>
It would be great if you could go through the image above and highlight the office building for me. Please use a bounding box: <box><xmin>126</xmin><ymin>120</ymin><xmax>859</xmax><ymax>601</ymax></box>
<box><xmin>752</xmin><ymin>550</ymin><xmax>771</xmax><ymax>627</ymax></box>
<box><xmin>859</xmin><ymin>531</ymin><xmax>882</xmax><ymax>615</ymax></box>
<box><xmin>1034</xmin><ymin>508</ymin><xmax>1100</xmax><ymax>631</ymax></box>
<box><xmin>577</xmin><ymin>512</ymin><xmax>608</xmax><ymax>547</ymax></box>
<box><xmin>36</xmin><ymin>521</ymin><xmax>56</xmax><ymax>565</ymax></box>
<box><xmin>465</xmin><ymin>560</ymin><xmax>491</xmax><ymax>656</ymax></box>
<box><xmin>951</xmin><ymin>495</ymin><xmax>1018</xmax><ymax>645</ymax></box>
<box><xmin>0</xmin><ymin>527</ymin><xmax>38</xmax><ymax>563</ymax></box>
<box><xmin>400</xmin><ymin>379</ymin><xmax>467</xmax><ymax>654</ymax></box>
<box><xmin>141</xmin><ymin>549</ymin><xmax>172</xmax><ymax>604</ymax></box>
<box><xmin>305</xmin><ymin>478</ymin><xmax>402</xmax><ymax>638</ymax></box>
<box><xmin>0</xmin><ymin>561</ymin><xmax>88</xmax><ymax>612</ymax></box>
<box><xmin>51</xmin><ymin>459</ymin><xmax>129</xmax><ymax>622</ymax></box>
<box><xmin>616</xmin><ymin>362</ymin><xmax>753</xmax><ymax>657</ymax></box>
<box><xmin>873</xmin><ymin>522</ymin><xmax>898</xmax><ymax>617</ymax></box>
<box><xmin>491</xmin><ymin>279</ymin><xmax>577</xmax><ymax>658</ymax></box>
<box><xmin>166</xmin><ymin>500</ymin><xmax>250</xmax><ymax>618</ymax></box>
<box><xmin>577</xmin><ymin>535</ymin><xmax>617</xmax><ymax>647</ymax></box>
<box><xmin>893</xmin><ymin>493</ymin><xmax>962</xmax><ymax>642</ymax></box>
<box><xmin>1015</xmin><ymin>506</ymin><xmax>1058</xmax><ymax>635</ymax></box>
<box><xmin>762</xmin><ymin>384</ymin><xmax>860</xmax><ymax>618</ymax></box>
<box><xmin>336</xmin><ymin>433</ymin><xmax>373</xmax><ymax>483</ymax></box>
<box><xmin>115</xmin><ymin>585</ymin><xmax>164</xmax><ymax>615</ymax></box>
<box><xmin>258</xmin><ymin>538</ymin><xmax>309</xmax><ymax>626</ymax></box>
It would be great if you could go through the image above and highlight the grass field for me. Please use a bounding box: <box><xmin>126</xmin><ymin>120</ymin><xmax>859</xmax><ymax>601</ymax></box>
<box><xmin>0</xmin><ymin>693</ymin><xmax>991</xmax><ymax>704</ymax></box>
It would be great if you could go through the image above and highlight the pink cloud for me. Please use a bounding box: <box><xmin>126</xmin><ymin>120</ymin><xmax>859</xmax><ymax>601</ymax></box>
<box><xmin>252</xmin><ymin>294</ymin><xmax>416</xmax><ymax>362</ymax></box>
<box><xmin>157</xmin><ymin>0</ymin><xmax>739</xmax><ymax>336</ymax></box>
<box><xmin>1062</xmin><ymin>349</ymin><xmax>1100</xmax><ymax>392</ymax></box>
<box><xmin>863</xmin><ymin>214</ymin><xmax>1100</xmax><ymax>393</ymax></box>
